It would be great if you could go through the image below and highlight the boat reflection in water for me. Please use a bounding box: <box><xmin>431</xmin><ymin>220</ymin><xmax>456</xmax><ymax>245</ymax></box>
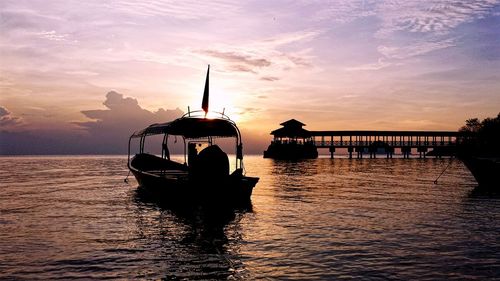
<box><xmin>133</xmin><ymin>187</ymin><xmax>252</xmax><ymax>280</ymax></box>
<box><xmin>127</xmin><ymin>65</ymin><xmax>258</xmax><ymax>206</ymax></box>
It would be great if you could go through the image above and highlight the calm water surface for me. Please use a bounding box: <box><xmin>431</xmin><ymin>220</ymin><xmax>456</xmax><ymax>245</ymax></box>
<box><xmin>1</xmin><ymin>155</ymin><xmax>499</xmax><ymax>280</ymax></box>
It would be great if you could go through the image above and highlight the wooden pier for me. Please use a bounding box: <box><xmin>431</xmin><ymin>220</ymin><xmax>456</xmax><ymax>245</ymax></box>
<box><xmin>311</xmin><ymin>130</ymin><xmax>458</xmax><ymax>159</ymax></box>
<box><xmin>264</xmin><ymin>119</ymin><xmax>459</xmax><ymax>159</ymax></box>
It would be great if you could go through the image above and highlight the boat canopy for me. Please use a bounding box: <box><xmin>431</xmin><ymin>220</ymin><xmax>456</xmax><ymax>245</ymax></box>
<box><xmin>132</xmin><ymin>116</ymin><xmax>239</xmax><ymax>139</ymax></box>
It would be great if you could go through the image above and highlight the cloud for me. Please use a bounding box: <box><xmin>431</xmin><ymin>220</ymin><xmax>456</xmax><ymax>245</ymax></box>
<box><xmin>310</xmin><ymin>0</ymin><xmax>376</xmax><ymax>24</ymax></box>
<box><xmin>238</xmin><ymin>107</ymin><xmax>261</xmax><ymax>115</ymax></box>
<box><xmin>103</xmin><ymin>91</ymin><xmax>142</xmax><ymax>111</ymax></box>
<box><xmin>36</xmin><ymin>30</ymin><xmax>69</xmax><ymax>41</ymax></box>
<box><xmin>0</xmin><ymin>107</ymin><xmax>9</xmax><ymax>116</ymax></box>
<box><xmin>309</xmin><ymin>0</ymin><xmax>500</xmax><ymax>38</ymax></box>
<box><xmin>259</xmin><ymin>30</ymin><xmax>321</xmax><ymax>47</ymax></box>
<box><xmin>285</xmin><ymin>53</ymin><xmax>313</xmax><ymax>67</ymax></box>
<box><xmin>312</xmin><ymin>0</ymin><xmax>498</xmax><ymax>71</ymax></box>
<box><xmin>64</xmin><ymin>70</ymin><xmax>100</xmax><ymax>76</ymax></box>
<box><xmin>345</xmin><ymin>58</ymin><xmax>396</xmax><ymax>71</ymax></box>
<box><xmin>76</xmin><ymin>91</ymin><xmax>183</xmax><ymax>138</ymax></box>
<box><xmin>75</xmin><ymin>91</ymin><xmax>182</xmax><ymax>153</ymax></box>
<box><xmin>0</xmin><ymin>106</ymin><xmax>23</xmax><ymax>128</ymax></box>
<box><xmin>260</xmin><ymin>76</ymin><xmax>280</xmax><ymax>82</ymax></box>
<box><xmin>193</xmin><ymin>30</ymin><xmax>319</xmax><ymax>76</ymax></box>
<box><xmin>0</xmin><ymin>7</ymin><xmax>63</xmax><ymax>31</ymax></box>
<box><xmin>376</xmin><ymin>0</ymin><xmax>500</xmax><ymax>36</ymax></box>
<box><xmin>0</xmin><ymin>92</ymin><xmax>184</xmax><ymax>155</ymax></box>
<box><xmin>195</xmin><ymin>46</ymin><xmax>315</xmax><ymax>75</ymax></box>
<box><xmin>195</xmin><ymin>49</ymin><xmax>272</xmax><ymax>74</ymax></box>
<box><xmin>199</xmin><ymin>50</ymin><xmax>271</xmax><ymax>68</ymax></box>
<box><xmin>373</xmin><ymin>1</ymin><xmax>497</xmax><ymax>64</ymax></box>
<box><xmin>112</xmin><ymin>0</ymin><xmax>240</xmax><ymax>20</ymax></box>
<box><xmin>378</xmin><ymin>38</ymin><xmax>457</xmax><ymax>60</ymax></box>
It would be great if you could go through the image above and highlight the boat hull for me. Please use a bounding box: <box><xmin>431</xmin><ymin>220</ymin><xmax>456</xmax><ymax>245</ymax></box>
<box><xmin>460</xmin><ymin>157</ymin><xmax>500</xmax><ymax>189</ymax></box>
<box><xmin>130</xmin><ymin>166</ymin><xmax>258</xmax><ymax>206</ymax></box>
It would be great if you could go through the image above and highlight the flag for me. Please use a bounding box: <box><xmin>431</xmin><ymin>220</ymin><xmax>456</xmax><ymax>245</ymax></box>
<box><xmin>202</xmin><ymin>65</ymin><xmax>210</xmax><ymax>114</ymax></box>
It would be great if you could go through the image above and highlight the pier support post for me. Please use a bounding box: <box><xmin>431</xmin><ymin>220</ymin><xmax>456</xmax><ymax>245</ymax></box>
<box><xmin>355</xmin><ymin>147</ymin><xmax>363</xmax><ymax>159</ymax></box>
<box><xmin>417</xmin><ymin>147</ymin><xmax>428</xmax><ymax>159</ymax></box>
<box><xmin>368</xmin><ymin>146</ymin><xmax>377</xmax><ymax>158</ymax></box>
<box><xmin>348</xmin><ymin>147</ymin><xmax>353</xmax><ymax>159</ymax></box>
<box><xmin>402</xmin><ymin>147</ymin><xmax>411</xmax><ymax>159</ymax></box>
<box><xmin>386</xmin><ymin>147</ymin><xmax>394</xmax><ymax>158</ymax></box>
<box><xmin>329</xmin><ymin>146</ymin><xmax>335</xmax><ymax>159</ymax></box>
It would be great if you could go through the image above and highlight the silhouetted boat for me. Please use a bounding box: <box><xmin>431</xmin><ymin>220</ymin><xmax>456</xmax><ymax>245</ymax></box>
<box><xmin>127</xmin><ymin>66</ymin><xmax>258</xmax><ymax>204</ymax></box>
<box><xmin>457</xmin><ymin>113</ymin><xmax>500</xmax><ymax>190</ymax></box>
<box><xmin>460</xmin><ymin>156</ymin><xmax>500</xmax><ymax>189</ymax></box>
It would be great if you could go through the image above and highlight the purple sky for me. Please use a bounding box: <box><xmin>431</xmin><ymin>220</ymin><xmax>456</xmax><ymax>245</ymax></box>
<box><xmin>1</xmin><ymin>0</ymin><xmax>500</xmax><ymax>154</ymax></box>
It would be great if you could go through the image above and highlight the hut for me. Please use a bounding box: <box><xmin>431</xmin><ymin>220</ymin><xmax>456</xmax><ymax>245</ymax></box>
<box><xmin>263</xmin><ymin>119</ymin><xmax>318</xmax><ymax>159</ymax></box>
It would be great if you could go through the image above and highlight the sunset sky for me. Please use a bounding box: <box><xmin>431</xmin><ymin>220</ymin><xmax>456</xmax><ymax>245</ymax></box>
<box><xmin>1</xmin><ymin>0</ymin><xmax>499</xmax><ymax>154</ymax></box>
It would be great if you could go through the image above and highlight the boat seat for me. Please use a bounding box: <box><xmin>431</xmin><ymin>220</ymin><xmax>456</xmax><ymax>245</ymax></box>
<box><xmin>132</xmin><ymin>153</ymin><xmax>188</xmax><ymax>171</ymax></box>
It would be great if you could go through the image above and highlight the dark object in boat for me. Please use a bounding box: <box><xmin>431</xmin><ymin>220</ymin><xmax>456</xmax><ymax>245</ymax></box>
<box><xmin>127</xmin><ymin>66</ymin><xmax>258</xmax><ymax>205</ymax></box>
<box><xmin>190</xmin><ymin>145</ymin><xmax>229</xmax><ymax>181</ymax></box>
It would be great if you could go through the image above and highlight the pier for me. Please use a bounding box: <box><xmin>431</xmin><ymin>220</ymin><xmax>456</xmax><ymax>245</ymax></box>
<box><xmin>312</xmin><ymin>130</ymin><xmax>457</xmax><ymax>159</ymax></box>
<box><xmin>264</xmin><ymin>119</ymin><xmax>459</xmax><ymax>159</ymax></box>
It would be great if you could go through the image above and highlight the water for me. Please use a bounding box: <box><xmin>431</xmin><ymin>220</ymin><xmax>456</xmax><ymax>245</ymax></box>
<box><xmin>1</xmin><ymin>155</ymin><xmax>499</xmax><ymax>280</ymax></box>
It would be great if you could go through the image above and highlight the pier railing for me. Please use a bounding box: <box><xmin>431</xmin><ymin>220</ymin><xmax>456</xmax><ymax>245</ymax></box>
<box><xmin>311</xmin><ymin>131</ymin><xmax>458</xmax><ymax>148</ymax></box>
<box><xmin>314</xmin><ymin>140</ymin><xmax>455</xmax><ymax>147</ymax></box>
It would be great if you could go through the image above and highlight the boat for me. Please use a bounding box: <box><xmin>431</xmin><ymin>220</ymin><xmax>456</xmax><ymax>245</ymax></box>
<box><xmin>457</xmin><ymin>113</ymin><xmax>500</xmax><ymax>190</ymax></box>
<box><xmin>460</xmin><ymin>157</ymin><xmax>500</xmax><ymax>189</ymax></box>
<box><xmin>127</xmin><ymin>66</ymin><xmax>259</xmax><ymax>204</ymax></box>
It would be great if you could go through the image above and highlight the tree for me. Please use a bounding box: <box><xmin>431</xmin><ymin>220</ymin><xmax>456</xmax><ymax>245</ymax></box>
<box><xmin>459</xmin><ymin>112</ymin><xmax>500</xmax><ymax>156</ymax></box>
<box><xmin>459</xmin><ymin>118</ymin><xmax>481</xmax><ymax>133</ymax></box>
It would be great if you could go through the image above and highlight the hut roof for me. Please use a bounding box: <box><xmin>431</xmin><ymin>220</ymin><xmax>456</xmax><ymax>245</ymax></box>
<box><xmin>271</xmin><ymin>126</ymin><xmax>311</xmax><ymax>138</ymax></box>
<box><xmin>280</xmin><ymin>119</ymin><xmax>306</xmax><ymax>127</ymax></box>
